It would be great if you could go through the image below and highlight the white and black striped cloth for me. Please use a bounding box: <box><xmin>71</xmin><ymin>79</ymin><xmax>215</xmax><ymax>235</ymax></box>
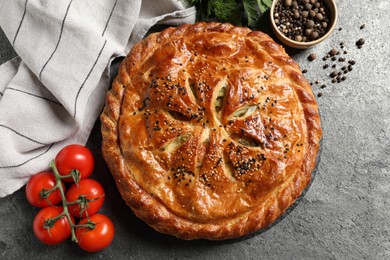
<box><xmin>0</xmin><ymin>0</ymin><xmax>195</xmax><ymax>197</ymax></box>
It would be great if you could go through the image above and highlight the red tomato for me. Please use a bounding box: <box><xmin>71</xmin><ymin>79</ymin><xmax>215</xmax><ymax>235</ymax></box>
<box><xmin>66</xmin><ymin>179</ymin><xmax>105</xmax><ymax>218</ymax></box>
<box><xmin>26</xmin><ymin>171</ymin><xmax>64</xmax><ymax>207</ymax></box>
<box><xmin>55</xmin><ymin>144</ymin><xmax>94</xmax><ymax>182</ymax></box>
<box><xmin>75</xmin><ymin>214</ymin><xmax>114</xmax><ymax>252</ymax></box>
<box><xmin>33</xmin><ymin>206</ymin><xmax>74</xmax><ymax>245</ymax></box>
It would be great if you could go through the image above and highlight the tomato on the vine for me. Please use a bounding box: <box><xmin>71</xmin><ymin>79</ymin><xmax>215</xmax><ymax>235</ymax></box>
<box><xmin>33</xmin><ymin>206</ymin><xmax>75</xmax><ymax>245</ymax></box>
<box><xmin>75</xmin><ymin>214</ymin><xmax>114</xmax><ymax>252</ymax></box>
<box><xmin>55</xmin><ymin>144</ymin><xmax>94</xmax><ymax>182</ymax></box>
<box><xmin>26</xmin><ymin>171</ymin><xmax>64</xmax><ymax>207</ymax></box>
<box><xmin>66</xmin><ymin>179</ymin><xmax>105</xmax><ymax>218</ymax></box>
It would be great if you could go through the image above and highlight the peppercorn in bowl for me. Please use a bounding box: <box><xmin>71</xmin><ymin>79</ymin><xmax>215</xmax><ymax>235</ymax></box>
<box><xmin>270</xmin><ymin>0</ymin><xmax>338</xmax><ymax>49</ymax></box>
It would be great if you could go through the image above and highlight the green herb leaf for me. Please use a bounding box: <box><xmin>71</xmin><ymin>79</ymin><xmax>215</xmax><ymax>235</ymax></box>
<box><xmin>257</xmin><ymin>0</ymin><xmax>273</xmax><ymax>13</ymax></box>
<box><xmin>180</xmin><ymin>0</ymin><xmax>273</xmax><ymax>28</ymax></box>
<box><xmin>211</xmin><ymin>0</ymin><xmax>240</xmax><ymax>24</ymax></box>
<box><xmin>243</xmin><ymin>0</ymin><xmax>259</xmax><ymax>28</ymax></box>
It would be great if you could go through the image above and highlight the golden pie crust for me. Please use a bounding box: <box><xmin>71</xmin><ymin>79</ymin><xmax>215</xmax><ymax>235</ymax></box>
<box><xmin>101</xmin><ymin>22</ymin><xmax>322</xmax><ymax>240</ymax></box>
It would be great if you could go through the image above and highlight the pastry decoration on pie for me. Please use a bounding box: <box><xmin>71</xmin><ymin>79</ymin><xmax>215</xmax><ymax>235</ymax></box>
<box><xmin>101</xmin><ymin>22</ymin><xmax>322</xmax><ymax>240</ymax></box>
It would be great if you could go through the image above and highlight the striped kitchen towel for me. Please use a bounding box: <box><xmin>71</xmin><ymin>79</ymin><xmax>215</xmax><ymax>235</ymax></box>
<box><xmin>0</xmin><ymin>0</ymin><xmax>195</xmax><ymax>197</ymax></box>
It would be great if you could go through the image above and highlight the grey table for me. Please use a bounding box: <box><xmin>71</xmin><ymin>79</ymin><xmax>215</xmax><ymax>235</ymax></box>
<box><xmin>1</xmin><ymin>1</ymin><xmax>389</xmax><ymax>259</ymax></box>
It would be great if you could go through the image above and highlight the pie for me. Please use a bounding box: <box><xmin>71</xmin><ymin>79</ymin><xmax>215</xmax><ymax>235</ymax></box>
<box><xmin>100</xmin><ymin>22</ymin><xmax>322</xmax><ymax>240</ymax></box>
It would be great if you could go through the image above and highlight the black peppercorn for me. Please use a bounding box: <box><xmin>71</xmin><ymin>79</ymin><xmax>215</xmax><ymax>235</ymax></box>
<box><xmin>306</xmin><ymin>20</ymin><xmax>315</xmax><ymax>28</ymax></box>
<box><xmin>356</xmin><ymin>38</ymin><xmax>365</xmax><ymax>47</ymax></box>
<box><xmin>308</xmin><ymin>53</ymin><xmax>317</xmax><ymax>61</ymax></box>
<box><xmin>330</xmin><ymin>70</ymin><xmax>338</xmax><ymax>78</ymax></box>
<box><xmin>315</xmin><ymin>13</ymin><xmax>323</xmax><ymax>21</ymax></box>
<box><xmin>310</xmin><ymin>31</ymin><xmax>319</xmax><ymax>40</ymax></box>
<box><xmin>304</xmin><ymin>3</ymin><xmax>312</xmax><ymax>10</ymax></box>
<box><xmin>329</xmin><ymin>48</ymin><xmax>338</xmax><ymax>56</ymax></box>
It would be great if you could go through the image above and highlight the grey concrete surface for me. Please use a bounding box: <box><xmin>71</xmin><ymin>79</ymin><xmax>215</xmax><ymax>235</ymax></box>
<box><xmin>1</xmin><ymin>1</ymin><xmax>389</xmax><ymax>259</ymax></box>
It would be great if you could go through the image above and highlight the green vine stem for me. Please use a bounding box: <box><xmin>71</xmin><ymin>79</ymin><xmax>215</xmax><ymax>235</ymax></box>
<box><xmin>49</xmin><ymin>160</ymin><xmax>79</xmax><ymax>242</ymax></box>
<box><xmin>48</xmin><ymin>160</ymin><xmax>96</xmax><ymax>243</ymax></box>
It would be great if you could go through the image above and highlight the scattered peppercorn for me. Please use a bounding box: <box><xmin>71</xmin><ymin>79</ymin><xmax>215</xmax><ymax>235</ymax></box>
<box><xmin>360</xmin><ymin>24</ymin><xmax>365</xmax><ymax>30</ymax></box>
<box><xmin>308</xmin><ymin>53</ymin><xmax>317</xmax><ymax>61</ymax></box>
<box><xmin>329</xmin><ymin>48</ymin><xmax>338</xmax><ymax>56</ymax></box>
<box><xmin>330</xmin><ymin>70</ymin><xmax>338</xmax><ymax>78</ymax></box>
<box><xmin>299</xmin><ymin>21</ymin><xmax>365</xmax><ymax>93</ymax></box>
<box><xmin>356</xmin><ymin>38</ymin><xmax>365</xmax><ymax>47</ymax></box>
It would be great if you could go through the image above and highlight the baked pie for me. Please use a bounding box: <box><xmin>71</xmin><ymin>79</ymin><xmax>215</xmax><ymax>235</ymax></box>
<box><xmin>101</xmin><ymin>22</ymin><xmax>322</xmax><ymax>240</ymax></box>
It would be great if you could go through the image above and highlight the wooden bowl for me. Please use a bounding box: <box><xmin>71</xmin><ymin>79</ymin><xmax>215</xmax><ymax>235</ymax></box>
<box><xmin>270</xmin><ymin>0</ymin><xmax>338</xmax><ymax>49</ymax></box>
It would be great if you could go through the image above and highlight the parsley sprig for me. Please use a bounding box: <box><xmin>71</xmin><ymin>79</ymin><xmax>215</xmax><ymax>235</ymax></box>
<box><xmin>181</xmin><ymin>0</ymin><xmax>273</xmax><ymax>28</ymax></box>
